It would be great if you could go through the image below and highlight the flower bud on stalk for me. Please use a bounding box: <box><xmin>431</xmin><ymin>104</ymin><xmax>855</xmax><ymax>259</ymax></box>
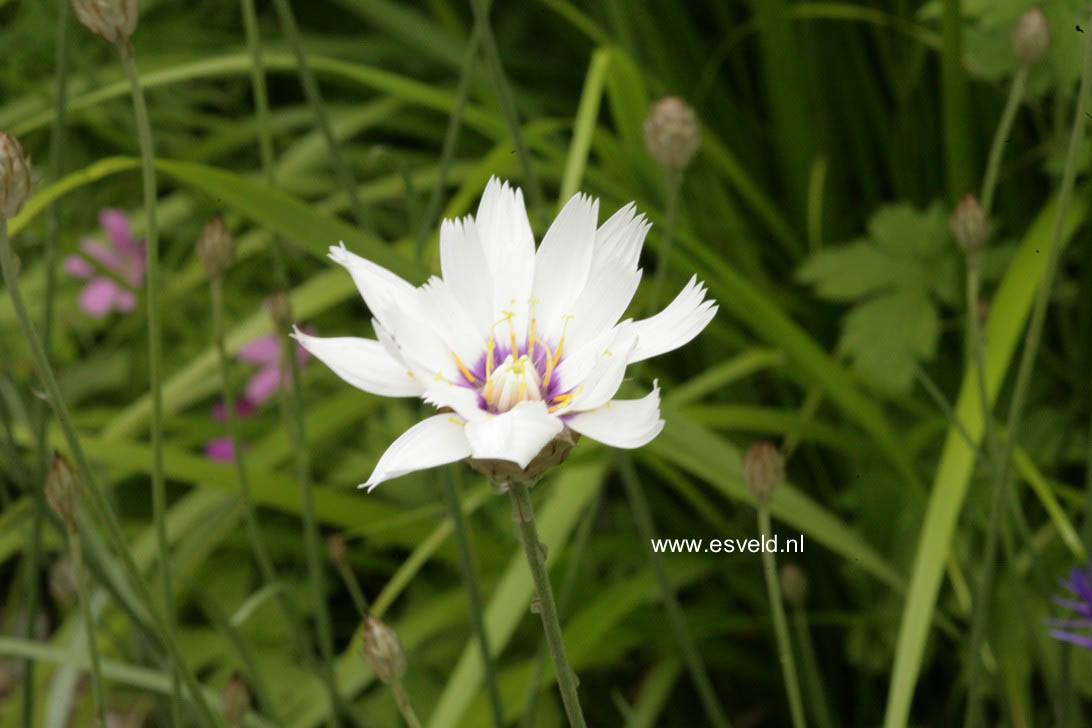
<box><xmin>326</xmin><ymin>532</ymin><xmax>347</xmax><ymax>566</ymax></box>
<box><xmin>196</xmin><ymin>217</ymin><xmax>234</xmax><ymax>279</ymax></box>
<box><xmin>0</xmin><ymin>132</ymin><xmax>32</xmax><ymax>221</ymax></box>
<box><xmin>221</xmin><ymin>673</ymin><xmax>251</xmax><ymax>727</ymax></box>
<box><xmin>45</xmin><ymin>453</ymin><xmax>81</xmax><ymax>526</ymax></box>
<box><xmin>1012</xmin><ymin>6</ymin><xmax>1050</xmax><ymax>67</ymax></box>
<box><xmin>361</xmin><ymin>615</ymin><xmax>407</xmax><ymax>685</ymax></box>
<box><xmin>269</xmin><ymin>288</ymin><xmax>293</xmax><ymax>334</ymax></box>
<box><xmin>780</xmin><ymin>563</ymin><xmax>808</xmax><ymax>608</ymax></box>
<box><xmin>742</xmin><ymin>441</ymin><xmax>784</xmax><ymax>504</ymax></box>
<box><xmin>71</xmin><ymin>0</ymin><xmax>138</xmax><ymax>44</ymax></box>
<box><xmin>643</xmin><ymin>96</ymin><xmax>702</xmax><ymax>173</ymax></box>
<box><xmin>950</xmin><ymin>193</ymin><xmax>990</xmax><ymax>255</ymax></box>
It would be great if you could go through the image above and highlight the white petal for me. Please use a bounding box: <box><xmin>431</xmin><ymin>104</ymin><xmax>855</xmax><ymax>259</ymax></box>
<box><xmin>566</xmin><ymin>382</ymin><xmax>664</xmax><ymax>448</ymax></box>
<box><xmin>464</xmin><ymin>400</ymin><xmax>563</xmax><ymax>468</ymax></box>
<box><xmin>564</xmin><ymin>326</ymin><xmax>638</xmax><ymax>411</ymax></box>
<box><xmin>629</xmin><ymin>276</ymin><xmax>717</xmax><ymax>364</ymax></box>
<box><xmin>422</xmin><ymin>379</ymin><xmax>488</xmax><ymax>422</ymax></box>
<box><xmin>384</xmin><ymin>307</ymin><xmax>461</xmax><ymax>382</ymax></box>
<box><xmin>562</xmin><ymin>258</ymin><xmax>642</xmax><ymax>354</ymax></box>
<box><xmin>552</xmin><ymin>320</ymin><xmax>634</xmax><ymax>396</ymax></box>
<box><xmin>591</xmin><ymin>202</ymin><xmax>650</xmax><ymax>274</ymax></box>
<box><xmin>291</xmin><ymin>327</ymin><xmax>421</xmax><ymax>397</ymax></box>
<box><xmin>418</xmin><ymin>276</ymin><xmax>485</xmax><ymax>366</ymax></box>
<box><xmin>476</xmin><ymin>177</ymin><xmax>535</xmax><ymax>344</ymax></box>
<box><xmin>532</xmin><ymin>193</ymin><xmax>598</xmax><ymax>343</ymax></box>
<box><xmin>363</xmin><ymin>414</ymin><xmax>471</xmax><ymax>490</ymax></box>
<box><xmin>328</xmin><ymin>242</ymin><xmax>418</xmax><ymax>332</ymax></box>
<box><xmin>440</xmin><ymin>216</ymin><xmax>494</xmax><ymax>334</ymax></box>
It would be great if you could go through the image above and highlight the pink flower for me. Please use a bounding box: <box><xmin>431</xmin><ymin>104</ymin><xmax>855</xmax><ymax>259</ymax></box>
<box><xmin>64</xmin><ymin>209</ymin><xmax>145</xmax><ymax>317</ymax></box>
<box><xmin>204</xmin><ymin>333</ymin><xmax>311</xmax><ymax>462</ymax></box>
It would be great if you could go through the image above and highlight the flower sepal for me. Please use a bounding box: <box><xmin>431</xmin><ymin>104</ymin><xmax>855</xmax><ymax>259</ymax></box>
<box><xmin>472</xmin><ymin>429</ymin><xmax>581</xmax><ymax>492</ymax></box>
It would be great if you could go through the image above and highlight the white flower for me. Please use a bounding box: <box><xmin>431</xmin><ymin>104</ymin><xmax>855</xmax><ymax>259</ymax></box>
<box><xmin>293</xmin><ymin>178</ymin><xmax>717</xmax><ymax>490</ymax></box>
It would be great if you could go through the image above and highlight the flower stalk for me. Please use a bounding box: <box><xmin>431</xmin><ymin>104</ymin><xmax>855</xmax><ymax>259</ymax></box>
<box><xmin>963</xmin><ymin>9</ymin><xmax>1092</xmax><ymax>728</ymax></box>
<box><xmin>116</xmin><ymin>35</ymin><xmax>182</xmax><ymax>724</ymax></box>
<box><xmin>507</xmin><ymin>481</ymin><xmax>586</xmax><ymax>728</ymax></box>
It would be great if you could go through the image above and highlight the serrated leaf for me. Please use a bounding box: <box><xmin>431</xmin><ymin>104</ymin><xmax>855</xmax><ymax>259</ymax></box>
<box><xmin>840</xmin><ymin>289</ymin><xmax>940</xmax><ymax>392</ymax></box>
<box><xmin>796</xmin><ymin>241</ymin><xmax>906</xmax><ymax>301</ymax></box>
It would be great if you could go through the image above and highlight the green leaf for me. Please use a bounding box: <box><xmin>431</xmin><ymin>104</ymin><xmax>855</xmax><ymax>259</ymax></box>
<box><xmin>840</xmin><ymin>289</ymin><xmax>940</xmax><ymax>392</ymax></box>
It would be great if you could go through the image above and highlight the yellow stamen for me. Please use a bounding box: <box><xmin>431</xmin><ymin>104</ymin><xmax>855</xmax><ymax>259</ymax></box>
<box><xmin>528</xmin><ymin>299</ymin><xmax>541</xmax><ymax>358</ymax></box>
<box><xmin>453</xmin><ymin>353</ymin><xmax>477</xmax><ymax>385</ymax></box>
<box><xmin>548</xmin><ymin>391</ymin><xmax>576</xmax><ymax>412</ymax></box>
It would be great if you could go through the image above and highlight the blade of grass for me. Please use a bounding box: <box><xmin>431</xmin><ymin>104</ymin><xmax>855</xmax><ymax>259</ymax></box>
<box><xmin>468</xmin><ymin>0</ymin><xmax>546</xmax><ymax>223</ymax></box>
<box><xmin>558</xmin><ymin>48</ymin><xmax>611</xmax><ymax>203</ymax></box>
<box><xmin>269</xmin><ymin>0</ymin><xmax>373</xmax><ymax>233</ymax></box>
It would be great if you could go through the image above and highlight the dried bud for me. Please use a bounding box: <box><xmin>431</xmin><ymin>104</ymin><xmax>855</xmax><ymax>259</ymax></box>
<box><xmin>221</xmin><ymin>673</ymin><xmax>250</xmax><ymax>727</ymax></box>
<box><xmin>950</xmin><ymin>193</ymin><xmax>989</xmax><ymax>255</ymax></box>
<box><xmin>196</xmin><ymin>217</ymin><xmax>234</xmax><ymax>278</ymax></box>
<box><xmin>361</xmin><ymin>615</ymin><xmax>406</xmax><ymax>684</ymax></box>
<box><xmin>1012</xmin><ymin>7</ymin><xmax>1050</xmax><ymax>66</ymax></box>
<box><xmin>49</xmin><ymin>557</ymin><xmax>78</xmax><ymax>608</ymax></box>
<box><xmin>0</xmin><ymin>132</ymin><xmax>32</xmax><ymax>220</ymax></box>
<box><xmin>71</xmin><ymin>0</ymin><xmax>138</xmax><ymax>44</ymax></box>
<box><xmin>327</xmin><ymin>533</ymin><xmax>347</xmax><ymax>565</ymax></box>
<box><xmin>45</xmin><ymin>453</ymin><xmax>81</xmax><ymax>525</ymax></box>
<box><xmin>469</xmin><ymin>430</ymin><xmax>579</xmax><ymax>489</ymax></box>
<box><xmin>643</xmin><ymin>96</ymin><xmax>702</xmax><ymax>173</ymax></box>
<box><xmin>780</xmin><ymin>563</ymin><xmax>808</xmax><ymax>608</ymax></box>
<box><xmin>742</xmin><ymin>441</ymin><xmax>783</xmax><ymax>503</ymax></box>
<box><xmin>268</xmin><ymin>289</ymin><xmax>293</xmax><ymax>333</ymax></box>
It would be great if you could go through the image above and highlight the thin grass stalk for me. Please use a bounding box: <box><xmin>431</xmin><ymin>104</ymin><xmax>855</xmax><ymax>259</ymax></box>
<box><xmin>940</xmin><ymin>0</ymin><xmax>973</xmax><ymax>200</ymax></box>
<box><xmin>468</xmin><ymin>0</ymin><xmax>546</xmax><ymax>224</ymax></box>
<box><xmin>507</xmin><ymin>481</ymin><xmax>586</xmax><ymax>728</ymax></box>
<box><xmin>0</xmin><ymin>221</ymin><xmax>221</xmax><ymax>726</ymax></box>
<box><xmin>519</xmin><ymin>491</ymin><xmax>597</xmax><ymax>728</ymax></box>
<box><xmin>758</xmin><ymin>505</ymin><xmax>806</xmax><ymax>728</ymax></box>
<box><xmin>415</xmin><ymin>29</ymin><xmax>479</xmax><ymax>259</ymax></box>
<box><xmin>24</xmin><ymin>5</ymin><xmax>70</xmax><ymax>723</ymax></box>
<box><xmin>117</xmin><ymin>38</ymin><xmax>182</xmax><ymax>726</ymax></box>
<box><xmin>269</xmin><ymin>0</ymin><xmax>373</xmax><ymax>232</ymax></box>
<box><xmin>440</xmin><ymin>467</ymin><xmax>504</xmax><ymax>728</ymax></box>
<box><xmin>67</xmin><ymin>522</ymin><xmax>107</xmax><ymax>726</ymax></box>
<box><xmin>646</xmin><ymin>170</ymin><xmax>682</xmax><ymax>317</ymax></box>
<box><xmin>618</xmin><ymin>456</ymin><xmax>732</xmax><ymax>728</ymax></box>
<box><xmin>239</xmin><ymin>6</ymin><xmax>348</xmax><ymax>724</ymax></box>
<box><xmin>209</xmin><ymin>276</ymin><xmax>307</xmax><ymax>656</ymax></box>
<box><xmin>963</xmin><ymin>14</ymin><xmax>1092</xmax><ymax>728</ymax></box>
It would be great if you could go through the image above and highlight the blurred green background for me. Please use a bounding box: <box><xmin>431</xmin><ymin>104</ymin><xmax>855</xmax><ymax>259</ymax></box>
<box><xmin>2</xmin><ymin>0</ymin><xmax>1092</xmax><ymax>726</ymax></box>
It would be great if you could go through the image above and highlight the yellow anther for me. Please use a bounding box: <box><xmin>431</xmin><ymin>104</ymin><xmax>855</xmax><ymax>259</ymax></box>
<box><xmin>447</xmin><ymin>416</ymin><xmax>462</xmax><ymax>425</ymax></box>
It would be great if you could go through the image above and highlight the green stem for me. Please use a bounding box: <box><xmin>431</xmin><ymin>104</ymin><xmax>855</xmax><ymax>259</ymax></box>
<box><xmin>980</xmin><ymin>65</ymin><xmax>1027</xmax><ymax>214</ymax></box>
<box><xmin>468</xmin><ymin>0</ymin><xmax>545</xmax><ymax>225</ymax></box>
<box><xmin>618</xmin><ymin>456</ymin><xmax>732</xmax><ymax>728</ymax></box>
<box><xmin>440</xmin><ymin>468</ymin><xmax>504</xmax><ymax>728</ymax></box>
<box><xmin>0</xmin><ymin>220</ymin><xmax>220</xmax><ymax>725</ymax></box>
<box><xmin>391</xmin><ymin>681</ymin><xmax>424</xmax><ymax>728</ymax></box>
<box><xmin>646</xmin><ymin>170</ymin><xmax>683</xmax><ymax>317</ymax></box>
<box><xmin>68</xmin><ymin>523</ymin><xmax>107</xmax><ymax>726</ymax></box>
<box><xmin>963</xmin><ymin>13</ymin><xmax>1092</xmax><ymax>728</ymax></box>
<box><xmin>25</xmin><ymin>6</ymin><xmax>70</xmax><ymax>723</ymax></box>
<box><xmin>118</xmin><ymin>39</ymin><xmax>182</xmax><ymax>727</ymax></box>
<box><xmin>331</xmin><ymin>549</ymin><xmax>370</xmax><ymax>619</ymax></box>
<box><xmin>519</xmin><ymin>491</ymin><xmax>597</xmax><ymax>728</ymax></box>
<box><xmin>269</xmin><ymin>0</ymin><xmax>373</xmax><ymax>233</ymax></box>
<box><xmin>507</xmin><ymin>482</ymin><xmax>586</xmax><ymax>728</ymax></box>
<box><xmin>758</xmin><ymin>506</ymin><xmax>806</xmax><ymax>728</ymax></box>
<box><xmin>791</xmin><ymin>603</ymin><xmax>834</xmax><ymax>728</ymax></box>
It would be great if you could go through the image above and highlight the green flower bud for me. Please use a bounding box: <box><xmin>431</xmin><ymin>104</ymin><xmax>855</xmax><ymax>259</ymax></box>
<box><xmin>643</xmin><ymin>96</ymin><xmax>701</xmax><ymax>173</ymax></box>
<box><xmin>361</xmin><ymin>615</ymin><xmax>406</xmax><ymax>684</ymax></box>
<box><xmin>71</xmin><ymin>0</ymin><xmax>138</xmax><ymax>44</ymax></box>
<box><xmin>950</xmin><ymin>193</ymin><xmax>989</xmax><ymax>255</ymax></box>
<box><xmin>45</xmin><ymin>453</ymin><xmax>81</xmax><ymax>526</ymax></box>
<box><xmin>196</xmin><ymin>217</ymin><xmax>234</xmax><ymax>278</ymax></box>
<box><xmin>0</xmin><ymin>132</ymin><xmax>32</xmax><ymax>221</ymax></box>
<box><xmin>1012</xmin><ymin>6</ymin><xmax>1050</xmax><ymax>67</ymax></box>
<box><xmin>742</xmin><ymin>441</ymin><xmax>783</xmax><ymax>503</ymax></box>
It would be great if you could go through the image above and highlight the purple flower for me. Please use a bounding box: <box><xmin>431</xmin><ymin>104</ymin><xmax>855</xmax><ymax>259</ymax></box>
<box><xmin>1048</xmin><ymin>564</ymin><xmax>1092</xmax><ymax>649</ymax></box>
<box><xmin>64</xmin><ymin>209</ymin><xmax>145</xmax><ymax>317</ymax></box>
<box><xmin>204</xmin><ymin>333</ymin><xmax>311</xmax><ymax>462</ymax></box>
